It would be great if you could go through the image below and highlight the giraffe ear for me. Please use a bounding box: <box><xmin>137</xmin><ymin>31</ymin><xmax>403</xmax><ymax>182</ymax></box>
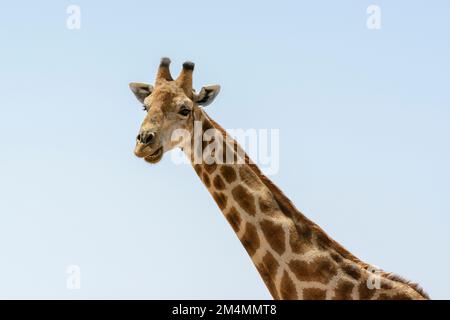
<box><xmin>194</xmin><ymin>85</ymin><xmax>221</xmax><ymax>106</ymax></box>
<box><xmin>129</xmin><ymin>82</ymin><xmax>154</xmax><ymax>104</ymax></box>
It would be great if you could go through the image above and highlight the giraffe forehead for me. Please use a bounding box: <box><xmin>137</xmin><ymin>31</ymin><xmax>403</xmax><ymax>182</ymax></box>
<box><xmin>146</xmin><ymin>84</ymin><xmax>187</xmax><ymax>111</ymax></box>
<box><xmin>147</xmin><ymin>90</ymin><xmax>174</xmax><ymax>110</ymax></box>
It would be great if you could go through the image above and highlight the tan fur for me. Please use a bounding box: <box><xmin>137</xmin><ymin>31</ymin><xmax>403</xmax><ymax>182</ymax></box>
<box><xmin>130</xmin><ymin>58</ymin><xmax>429</xmax><ymax>300</ymax></box>
<box><xmin>207</xmin><ymin>116</ymin><xmax>429</xmax><ymax>300</ymax></box>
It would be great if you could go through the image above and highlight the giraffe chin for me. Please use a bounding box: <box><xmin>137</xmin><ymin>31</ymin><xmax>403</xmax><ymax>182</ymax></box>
<box><xmin>144</xmin><ymin>147</ymin><xmax>163</xmax><ymax>164</ymax></box>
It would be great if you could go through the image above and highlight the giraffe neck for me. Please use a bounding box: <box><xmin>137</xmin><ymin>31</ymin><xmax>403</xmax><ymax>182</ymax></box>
<box><xmin>183</xmin><ymin>108</ymin><xmax>428</xmax><ymax>300</ymax></box>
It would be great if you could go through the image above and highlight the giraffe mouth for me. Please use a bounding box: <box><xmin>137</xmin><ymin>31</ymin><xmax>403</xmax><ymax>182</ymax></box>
<box><xmin>144</xmin><ymin>147</ymin><xmax>163</xmax><ymax>163</ymax></box>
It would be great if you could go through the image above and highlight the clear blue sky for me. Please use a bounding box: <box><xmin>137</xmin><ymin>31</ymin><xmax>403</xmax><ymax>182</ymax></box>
<box><xmin>0</xmin><ymin>1</ymin><xmax>449</xmax><ymax>299</ymax></box>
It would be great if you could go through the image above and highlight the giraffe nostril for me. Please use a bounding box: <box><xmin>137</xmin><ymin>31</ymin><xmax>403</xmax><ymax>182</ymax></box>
<box><xmin>144</xmin><ymin>132</ymin><xmax>155</xmax><ymax>144</ymax></box>
<box><xmin>137</xmin><ymin>131</ymin><xmax>156</xmax><ymax>145</ymax></box>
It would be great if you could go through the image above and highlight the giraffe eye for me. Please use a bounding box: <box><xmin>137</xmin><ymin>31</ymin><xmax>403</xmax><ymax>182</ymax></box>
<box><xmin>178</xmin><ymin>107</ymin><xmax>190</xmax><ymax>117</ymax></box>
<box><xmin>142</xmin><ymin>105</ymin><xmax>148</xmax><ymax>112</ymax></box>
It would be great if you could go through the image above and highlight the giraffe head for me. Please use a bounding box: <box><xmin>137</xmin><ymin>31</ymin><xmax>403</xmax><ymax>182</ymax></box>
<box><xmin>129</xmin><ymin>57</ymin><xmax>220</xmax><ymax>163</ymax></box>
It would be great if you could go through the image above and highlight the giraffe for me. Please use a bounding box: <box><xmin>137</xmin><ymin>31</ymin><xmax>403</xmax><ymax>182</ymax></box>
<box><xmin>129</xmin><ymin>58</ymin><xmax>429</xmax><ymax>300</ymax></box>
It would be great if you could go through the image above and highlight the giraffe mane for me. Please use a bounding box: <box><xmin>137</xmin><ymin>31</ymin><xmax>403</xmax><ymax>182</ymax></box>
<box><xmin>383</xmin><ymin>273</ymin><xmax>430</xmax><ymax>299</ymax></box>
<box><xmin>207</xmin><ymin>115</ymin><xmax>430</xmax><ymax>300</ymax></box>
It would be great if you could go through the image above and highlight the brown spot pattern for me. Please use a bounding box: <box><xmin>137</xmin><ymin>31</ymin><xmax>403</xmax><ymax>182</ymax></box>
<box><xmin>358</xmin><ymin>281</ymin><xmax>376</xmax><ymax>300</ymax></box>
<box><xmin>240</xmin><ymin>222</ymin><xmax>260</xmax><ymax>256</ymax></box>
<box><xmin>342</xmin><ymin>263</ymin><xmax>361</xmax><ymax>281</ymax></box>
<box><xmin>303</xmin><ymin>288</ymin><xmax>327</xmax><ymax>300</ymax></box>
<box><xmin>202</xmin><ymin>119</ymin><xmax>214</xmax><ymax>131</ymax></box>
<box><xmin>333</xmin><ymin>280</ymin><xmax>354</xmax><ymax>300</ymax></box>
<box><xmin>295</xmin><ymin>222</ymin><xmax>312</xmax><ymax>244</ymax></box>
<box><xmin>260</xmin><ymin>219</ymin><xmax>286</xmax><ymax>255</ymax></box>
<box><xmin>220</xmin><ymin>166</ymin><xmax>237</xmax><ymax>183</ymax></box>
<box><xmin>289</xmin><ymin>257</ymin><xmax>338</xmax><ymax>284</ymax></box>
<box><xmin>376</xmin><ymin>292</ymin><xmax>414</xmax><ymax>300</ymax></box>
<box><xmin>231</xmin><ymin>185</ymin><xmax>256</xmax><ymax>216</ymax></box>
<box><xmin>280</xmin><ymin>271</ymin><xmax>297</xmax><ymax>300</ymax></box>
<box><xmin>213</xmin><ymin>175</ymin><xmax>225</xmax><ymax>190</ymax></box>
<box><xmin>330</xmin><ymin>252</ymin><xmax>343</xmax><ymax>263</ymax></box>
<box><xmin>204</xmin><ymin>163</ymin><xmax>217</xmax><ymax>174</ymax></box>
<box><xmin>315</xmin><ymin>233</ymin><xmax>332</xmax><ymax>250</ymax></box>
<box><xmin>289</xmin><ymin>226</ymin><xmax>309</xmax><ymax>254</ymax></box>
<box><xmin>225</xmin><ymin>207</ymin><xmax>241</xmax><ymax>233</ymax></box>
<box><xmin>202</xmin><ymin>172</ymin><xmax>211</xmax><ymax>188</ymax></box>
<box><xmin>194</xmin><ymin>164</ymin><xmax>202</xmax><ymax>176</ymax></box>
<box><xmin>262</xmin><ymin>252</ymin><xmax>279</xmax><ymax>275</ymax></box>
<box><xmin>256</xmin><ymin>263</ymin><xmax>280</xmax><ymax>300</ymax></box>
<box><xmin>258</xmin><ymin>196</ymin><xmax>277</xmax><ymax>214</ymax></box>
<box><xmin>238</xmin><ymin>166</ymin><xmax>260</xmax><ymax>189</ymax></box>
<box><xmin>388</xmin><ymin>293</ymin><xmax>414</xmax><ymax>300</ymax></box>
<box><xmin>212</xmin><ymin>192</ymin><xmax>227</xmax><ymax>210</ymax></box>
<box><xmin>380</xmin><ymin>279</ymin><xmax>393</xmax><ymax>290</ymax></box>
